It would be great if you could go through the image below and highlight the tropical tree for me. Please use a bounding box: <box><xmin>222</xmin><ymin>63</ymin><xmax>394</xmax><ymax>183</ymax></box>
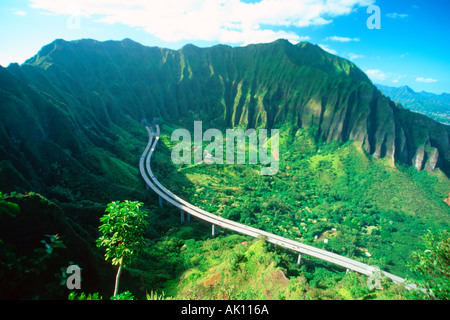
<box><xmin>96</xmin><ymin>201</ymin><xmax>149</xmax><ymax>297</ymax></box>
<box><xmin>408</xmin><ymin>229</ymin><xmax>450</xmax><ymax>300</ymax></box>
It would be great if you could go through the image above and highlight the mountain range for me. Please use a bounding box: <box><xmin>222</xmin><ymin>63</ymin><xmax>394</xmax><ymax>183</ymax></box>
<box><xmin>376</xmin><ymin>84</ymin><xmax>450</xmax><ymax>126</ymax></box>
<box><xmin>1</xmin><ymin>38</ymin><xmax>449</xmax><ymax>202</ymax></box>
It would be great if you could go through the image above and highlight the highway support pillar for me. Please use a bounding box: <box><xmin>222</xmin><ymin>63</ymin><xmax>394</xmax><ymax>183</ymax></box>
<box><xmin>297</xmin><ymin>254</ymin><xmax>302</xmax><ymax>266</ymax></box>
<box><xmin>180</xmin><ymin>211</ymin><xmax>190</xmax><ymax>224</ymax></box>
<box><xmin>159</xmin><ymin>196</ymin><xmax>163</xmax><ymax>207</ymax></box>
<box><xmin>212</xmin><ymin>225</ymin><xmax>217</xmax><ymax>237</ymax></box>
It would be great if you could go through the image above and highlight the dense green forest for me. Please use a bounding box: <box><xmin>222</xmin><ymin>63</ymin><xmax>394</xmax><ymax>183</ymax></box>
<box><xmin>1</xmin><ymin>188</ymin><xmax>447</xmax><ymax>300</ymax></box>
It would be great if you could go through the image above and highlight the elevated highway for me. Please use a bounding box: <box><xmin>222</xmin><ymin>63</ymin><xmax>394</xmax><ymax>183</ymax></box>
<box><xmin>139</xmin><ymin>124</ymin><xmax>417</xmax><ymax>290</ymax></box>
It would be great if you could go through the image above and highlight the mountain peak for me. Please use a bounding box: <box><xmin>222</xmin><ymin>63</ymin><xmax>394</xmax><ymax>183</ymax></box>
<box><xmin>398</xmin><ymin>85</ymin><xmax>415</xmax><ymax>93</ymax></box>
<box><xmin>180</xmin><ymin>43</ymin><xmax>201</xmax><ymax>52</ymax></box>
<box><xmin>271</xmin><ymin>38</ymin><xmax>294</xmax><ymax>46</ymax></box>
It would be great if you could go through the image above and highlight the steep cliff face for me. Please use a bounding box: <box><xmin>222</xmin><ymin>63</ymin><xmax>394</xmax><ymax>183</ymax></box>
<box><xmin>393</xmin><ymin>106</ymin><xmax>450</xmax><ymax>171</ymax></box>
<box><xmin>1</xmin><ymin>38</ymin><xmax>449</xmax><ymax>197</ymax></box>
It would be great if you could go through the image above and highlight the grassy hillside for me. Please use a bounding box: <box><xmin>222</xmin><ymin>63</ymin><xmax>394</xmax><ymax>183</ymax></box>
<box><xmin>116</xmin><ymin>230</ymin><xmax>415</xmax><ymax>300</ymax></box>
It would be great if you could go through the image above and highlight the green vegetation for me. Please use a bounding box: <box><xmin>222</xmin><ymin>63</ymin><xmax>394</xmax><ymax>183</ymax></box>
<box><xmin>0</xmin><ymin>189</ymin><xmax>448</xmax><ymax>300</ymax></box>
<box><xmin>153</xmin><ymin>124</ymin><xmax>450</xmax><ymax>281</ymax></box>
<box><xmin>68</xmin><ymin>291</ymin><xmax>102</xmax><ymax>300</ymax></box>
<box><xmin>96</xmin><ymin>201</ymin><xmax>149</xmax><ymax>297</ymax></box>
<box><xmin>1</xmin><ymin>39</ymin><xmax>449</xmax><ymax>300</ymax></box>
<box><xmin>0</xmin><ymin>192</ymin><xmax>80</xmax><ymax>299</ymax></box>
<box><xmin>107</xmin><ymin>230</ymin><xmax>435</xmax><ymax>300</ymax></box>
<box><xmin>408</xmin><ymin>229</ymin><xmax>450</xmax><ymax>299</ymax></box>
<box><xmin>163</xmin><ymin>236</ymin><xmax>408</xmax><ymax>300</ymax></box>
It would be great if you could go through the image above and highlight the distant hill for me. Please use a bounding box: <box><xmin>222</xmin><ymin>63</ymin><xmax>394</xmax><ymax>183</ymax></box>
<box><xmin>376</xmin><ymin>84</ymin><xmax>450</xmax><ymax>125</ymax></box>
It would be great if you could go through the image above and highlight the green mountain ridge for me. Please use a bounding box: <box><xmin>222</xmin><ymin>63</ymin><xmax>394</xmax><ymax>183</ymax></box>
<box><xmin>1</xmin><ymin>38</ymin><xmax>449</xmax><ymax>196</ymax></box>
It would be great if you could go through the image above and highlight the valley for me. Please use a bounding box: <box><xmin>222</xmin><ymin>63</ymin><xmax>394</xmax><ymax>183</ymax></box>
<box><xmin>0</xmin><ymin>38</ymin><xmax>449</xmax><ymax>300</ymax></box>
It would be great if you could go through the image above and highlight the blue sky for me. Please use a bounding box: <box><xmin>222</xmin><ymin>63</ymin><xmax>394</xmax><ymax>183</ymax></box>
<box><xmin>1</xmin><ymin>0</ymin><xmax>449</xmax><ymax>94</ymax></box>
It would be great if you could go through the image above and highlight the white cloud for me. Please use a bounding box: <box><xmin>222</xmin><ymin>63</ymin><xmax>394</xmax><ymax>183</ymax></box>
<box><xmin>29</xmin><ymin>0</ymin><xmax>374</xmax><ymax>45</ymax></box>
<box><xmin>348</xmin><ymin>53</ymin><xmax>364</xmax><ymax>60</ymax></box>
<box><xmin>318</xmin><ymin>44</ymin><xmax>337</xmax><ymax>55</ymax></box>
<box><xmin>13</xmin><ymin>10</ymin><xmax>27</xmax><ymax>16</ymax></box>
<box><xmin>386</xmin><ymin>13</ymin><xmax>408</xmax><ymax>19</ymax></box>
<box><xmin>366</xmin><ymin>69</ymin><xmax>388</xmax><ymax>81</ymax></box>
<box><xmin>416</xmin><ymin>77</ymin><xmax>438</xmax><ymax>83</ymax></box>
<box><xmin>326</xmin><ymin>36</ymin><xmax>360</xmax><ymax>42</ymax></box>
<box><xmin>297</xmin><ymin>36</ymin><xmax>312</xmax><ymax>42</ymax></box>
<box><xmin>392</xmin><ymin>74</ymin><xmax>406</xmax><ymax>83</ymax></box>
<box><xmin>366</xmin><ymin>69</ymin><xmax>407</xmax><ymax>83</ymax></box>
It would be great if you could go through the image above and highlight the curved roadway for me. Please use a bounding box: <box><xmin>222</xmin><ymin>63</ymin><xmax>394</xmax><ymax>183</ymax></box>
<box><xmin>139</xmin><ymin>124</ymin><xmax>417</xmax><ymax>290</ymax></box>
